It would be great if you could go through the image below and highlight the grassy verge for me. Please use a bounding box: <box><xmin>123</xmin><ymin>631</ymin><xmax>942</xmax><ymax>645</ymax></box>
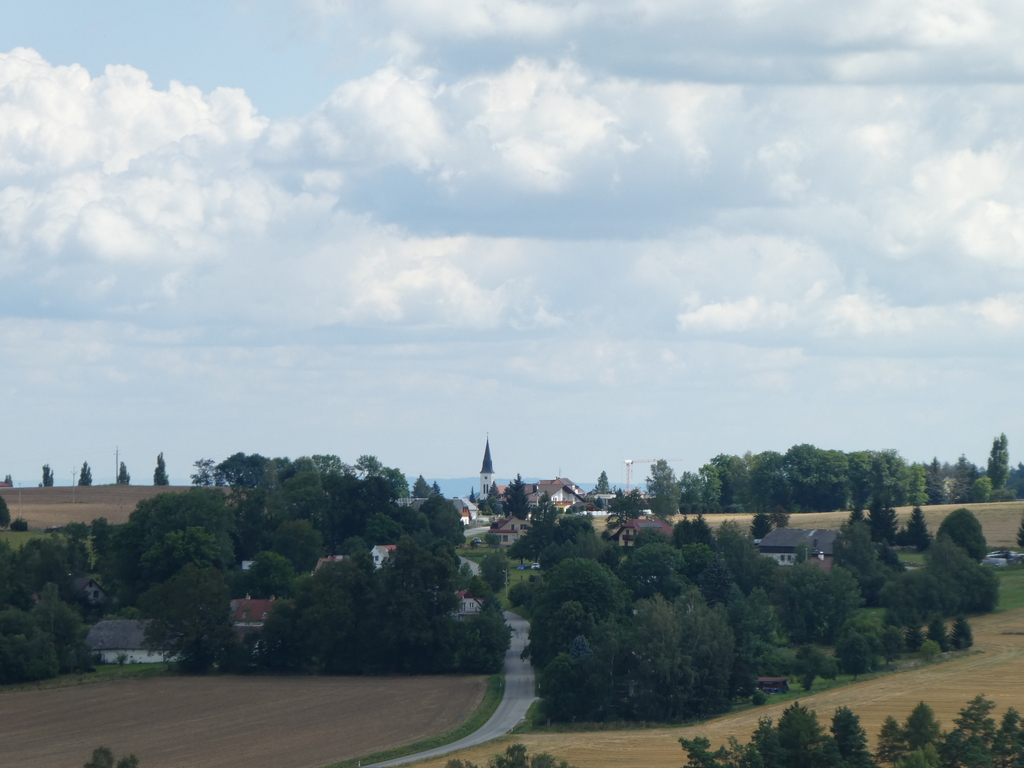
<box><xmin>0</xmin><ymin>662</ymin><xmax>170</xmax><ymax>695</ymax></box>
<box><xmin>996</xmin><ymin>565</ymin><xmax>1024</xmax><ymax>611</ymax></box>
<box><xmin>327</xmin><ymin>675</ymin><xmax>504</xmax><ymax>768</ymax></box>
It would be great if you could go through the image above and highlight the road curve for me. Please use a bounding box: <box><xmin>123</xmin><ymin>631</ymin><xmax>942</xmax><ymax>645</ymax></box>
<box><xmin>364</xmin><ymin>612</ymin><xmax>535</xmax><ymax>767</ymax></box>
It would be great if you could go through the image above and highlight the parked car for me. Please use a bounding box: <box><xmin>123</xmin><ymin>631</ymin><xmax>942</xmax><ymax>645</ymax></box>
<box><xmin>530</xmin><ymin>563</ymin><xmax>540</xmax><ymax>570</ymax></box>
<box><xmin>515</xmin><ymin>564</ymin><xmax>529</xmax><ymax>570</ymax></box>
<box><xmin>471</xmin><ymin>537</ymin><xmax>482</xmax><ymax>545</ymax></box>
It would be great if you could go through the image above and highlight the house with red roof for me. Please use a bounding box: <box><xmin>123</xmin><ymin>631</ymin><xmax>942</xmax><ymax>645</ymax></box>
<box><xmin>371</xmin><ymin>544</ymin><xmax>397</xmax><ymax>569</ymax></box>
<box><xmin>488</xmin><ymin>516</ymin><xmax>531</xmax><ymax>546</ymax></box>
<box><xmin>230</xmin><ymin>596</ymin><xmax>277</xmax><ymax>636</ymax></box>
<box><xmin>609</xmin><ymin>517</ymin><xmax>674</xmax><ymax>547</ymax></box>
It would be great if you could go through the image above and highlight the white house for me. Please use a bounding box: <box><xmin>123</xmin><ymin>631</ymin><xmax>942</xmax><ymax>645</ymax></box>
<box><xmin>455</xmin><ymin>590</ymin><xmax>485</xmax><ymax>619</ymax></box>
<box><xmin>371</xmin><ymin>544</ymin><xmax>397</xmax><ymax>569</ymax></box>
<box><xmin>86</xmin><ymin>620</ymin><xmax>172</xmax><ymax>664</ymax></box>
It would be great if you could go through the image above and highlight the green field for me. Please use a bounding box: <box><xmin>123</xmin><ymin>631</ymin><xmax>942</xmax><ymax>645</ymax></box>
<box><xmin>997</xmin><ymin>566</ymin><xmax>1024</xmax><ymax>611</ymax></box>
<box><xmin>0</xmin><ymin>530</ymin><xmax>47</xmax><ymax>549</ymax></box>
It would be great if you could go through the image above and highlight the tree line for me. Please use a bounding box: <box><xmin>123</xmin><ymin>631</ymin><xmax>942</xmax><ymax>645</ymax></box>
<box><xmin>632</xmin><ymin>435</ymin><xmax>1017</xmax><ymax>519</ymax></box>
<box><xmin>681</xmin><ymin>695</ymin><xmax>1024</xmax><ymax>768</ymax></box>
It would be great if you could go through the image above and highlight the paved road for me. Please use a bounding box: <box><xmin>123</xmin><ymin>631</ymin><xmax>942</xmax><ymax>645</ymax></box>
<box><xmin>364</xmin><ymin>612</ymin><xmax>535</xmax><ymax>767</ymax></box>
<box><xmin>459</xmin><ymin>556</ymin><xmax>481</xmax><ymax>576</ymax></box>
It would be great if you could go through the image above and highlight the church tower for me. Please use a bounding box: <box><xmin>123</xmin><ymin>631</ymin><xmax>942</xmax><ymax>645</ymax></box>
<box><xmin>479</xmin><ymin>438</ymin><xmax>495</xmax><ymax>499</ymax></box>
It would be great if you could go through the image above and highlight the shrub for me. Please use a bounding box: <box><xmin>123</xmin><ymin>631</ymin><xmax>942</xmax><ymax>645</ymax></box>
<box><xmin>10</xmin><ymin>518</ymin><xmax>28</xmax><ymax>532</ymax></box>
<box><xmin>751</xmin><ymin>690</ymin><xmax>769</xmax><ymax>706</ymax></box>
<box><xmin>918</xmin><ymin>640</ymin><xmax>941</xmax><ymax>661</ymax></box>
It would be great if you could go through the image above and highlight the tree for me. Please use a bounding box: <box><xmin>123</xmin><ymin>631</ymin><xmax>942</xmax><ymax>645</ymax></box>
<box><xmin>83</xmin><ymin>746</ymin><xmax>140</xmax><ymax>768</ymax></box>
<box><xmin>988</xmin><ymin>433</ymin><xmax>1010</xmax><ymax>490</ymax></box>
<box><xmin>0</xmin><ymin>496</ymin><xmax>9</xmax><ymax>528</ymax></box>
<box><xmin>1018</xmin><ymin>513</ymin><xmax>1024</xmax><ymax>548</ymax></box>
<box><xmin>880</xmin><ymin>625</ymin><xmax>905</xmax><ymax>663</ymax></box>
<box><xmin>903</xmin><ymin>507</ymin><xmax>932</xmax><ymax>552</ymax></box>
<box><xmin>78</xmin><ymin>462</ymin><xmax>92</xmax><ymax>487</ymax></box>
<box><xmin>504</xmin><ymin>475</ymin><xmax>530</xmax><ymax>520</ymax></box>
<box><xmin>42</xmin><ymin>464</ymin><xmax>54</xmax><ymax>487</ymax></box>
<box><xmin>868</xmin><ymin>500</ymin><xmax>898</xmax><ymax>545</ymax></box>
<box><xmin>904</xmin><ymin>624</ymin><xmax>924</xmax><ymax>652</ymax></box>
<box><xmin>412</xmin><ymin>475</ymin><xmax>432</xmax><ymax>498</ymax></box>
<box><xmin>480</xmin><ymin>551</ymin><xmax>508</xmax><ymax>594</ymax></box>
<box><xmin>877</xmin><ymin>716</ymin><xmax>907</xmax><ymax>766</ymax></box>
<box><xmin>903</xmin><ymin>701</ymin><xmax>940</xmax><ymax>751</ymax></box>
<box><xmin>595</xmin><ymin>471</ymin><xmax>610</xmax><ymax>494</ymax></box>
<box><xmin>646</xmin><ymin>460</ymin><xmax>681</xmax><ymax>520</ymax></box>
<box><xmin>140</xmin><ymin>563</ymin><xmax>234</xmax><ymax>673</ymax></box>
<box><xmin>831</xmin><ymin>706</ymin><xmax>875</xmax><ymax>768</ymax></box>
<box><xmin>835</xmin><ymin>618</ymin><xmax>881</xmax><ymax>678</ymax></box>
<box><xmin>191</xmin><ymin>459</ymin><xmax>216</xmax><ymax>487</ymax></box>
<box><xmin>926</xmin><ymin>617</ymin><xmax>949</xmax><ymax>652</ymax></box>
<box><xmin>950</xmin><ymin>617</ymin><xmax>973</xmax><ymax>650</ymax></box>
<box><xmin>970</xmin><ymin>477</ymin><xmax>992</xmax><ymax>503</ymax></box>
<box><xmin>750</xmin><ymin>511</ymin><xmax>773</xmax><ymax>539</ymax></box>
<box><xmin>938</xmin><ymin>695</ymin><xmax>999</xmax><ymax>768</ymax></box>
<box><xmin>795</xmin><ymin>645</ymin><xmax>837</xmax><ymax>691</ymax></box>
<box><xmin>770</xmin><ymin>504</ymin><xmax>790</xmax><ymax>530</ymax></box>
<box><xmin>116</xmin><ymin>462</ymin><xmax>130</xmax><ymax>485</ymax></box>
<box><xmin>153</xmin><ymin>453</ymin><xmax>169</xmax><ymax>486</ymax></box>
<box><xmin>775</xmin><ymin>701</ymin><xmax>839</xmax><ymax>768</ymax></box>
<box><xmin>936</xmin><ymin>508</ymin><xmax>988</xmax><ymax>561</ymax></box>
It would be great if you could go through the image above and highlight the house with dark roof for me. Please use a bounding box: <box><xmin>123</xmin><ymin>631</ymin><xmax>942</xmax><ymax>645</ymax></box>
<box><xmin>73</xmin><ymin>577</ymin><xmax>107</xmax><ymax>604</ymax></box>
<box><xmin>758</xmin><ymin>528</ymin><xmax>839</xmax><ymax>571</ymax></box>
<box><xmin>609</xmin><ymin>517</ymin><xmax>674</xmax><ymax>547</ymax></box>
<box><xmin>488</xmin><ymin>515</ymin><xmax>531</xmax><ymax>546</ymax></box>
<box><xmin>85</xmin><ymin>620</ymin><xmax>171</xmax><ymax>664</ymax></box>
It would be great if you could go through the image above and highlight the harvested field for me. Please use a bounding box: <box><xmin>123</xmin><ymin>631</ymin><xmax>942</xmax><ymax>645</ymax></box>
<box><xmin>0</xmin><ymin>485</ymin><xmax>220</xmax><ymax>528</ymax></box>
<box><xmin>0</xmin><ymin>674</ymin><xmax>487</xmax><ymax>768</ymax></box>
<box><xmin>594</xmin><ymin>501</ymin><xmax>1024</xmax><ymax>548</ymax></box>
<box><xmin>412</xmin><ymin>607</ymin><xmax>1024</xmax><ymax>768</ymax></box>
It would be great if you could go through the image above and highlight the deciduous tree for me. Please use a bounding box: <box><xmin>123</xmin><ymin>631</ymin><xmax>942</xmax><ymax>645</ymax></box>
<box><xmin>78</xmin><ymin>462</ymin><xmax>92</xmax><ymax>487</ymax></box>
<box><xmin>936</xmin><ymin>508</ymin><xmax>987</xmax><ymax>561</ymax></box>
<box><xmin>42</xmin><ymin>464</ymin><xmax>54</xmax><ymax>487</ymax></box>
<box><xmin>153</xmin><ymin>453</ymin><xmax>169</xmax><ymax>486</ymax></box>
<box><xmin>116</xmin><ymin>462</ymin><xmax>130</xmax><ymax>485</ymax></box>
<box><xmin>988</xmin><ymin>433</ymin><xmax>1010</xmax><ymax>490</ymax></box>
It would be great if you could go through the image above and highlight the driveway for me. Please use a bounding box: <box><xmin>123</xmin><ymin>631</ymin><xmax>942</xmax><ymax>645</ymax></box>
<box><xmin>364</xmin><ymin>612</ymin><xmax>535</xmax><ymax>767</ymax></box>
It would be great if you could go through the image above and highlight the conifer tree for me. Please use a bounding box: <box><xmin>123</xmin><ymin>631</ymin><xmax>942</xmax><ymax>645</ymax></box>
<box><xmin>904</xmin><ymin>624</ymin><xmax>924</xmax><ymax>652</ymax></box>
<box><xmin>848</xmin><ymin>507</ymin><xmax>865</xmax><ymax>525</ymax></box>
<box><xmin>750</xmin><ymin>510</ymin><xmax>773</xmax><ymax>539</ymax></box>
<box><xmin>876</xmin><ymin>716</ymin><xmax>907</xmax><ymax>766</ymax></box>
<box><xmin>926</xmin><ymin>617</ymin><xmax>949</xmax><ymax>652</ymax></box>
<box><xmin>904</xmin><ymin>506</ymin><xmax>932</xmax><ymax>552</ymax></box>
<box><xmin>868</xmin><ymin>499</ymin><xmax>898</xmax><ymax>544</ymax></box>
<box><xmin>831</xmin><ymin>706</ymin><xmax>875</xmax><ymax>768</ymax></box>
<box><xmin>950</xmin><ymin>617</ymin><xmax>973</xmax><ymax>650</ymax></box>
<box><xmin>1017</xmin><ymin>513</ymin><xmax>1024</xmax><ymax>548</ymax></box>
<box><xmin>903</xmin><ymin>701</ymin><xmax>941</xmax><ymax>751</ymax></box>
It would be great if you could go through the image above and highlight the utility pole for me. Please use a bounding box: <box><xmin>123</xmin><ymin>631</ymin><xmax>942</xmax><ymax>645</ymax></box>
<box><xmin>115</xmin><ymin>447</ymin><xmax>119</xmax><ymax>484</ymax></box>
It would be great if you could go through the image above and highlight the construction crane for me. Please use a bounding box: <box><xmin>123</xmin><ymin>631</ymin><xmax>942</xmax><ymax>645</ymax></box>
<box><xmin>623</xmin><ymin>458</ymin><xmax>685</xmax><ymax>492</ymax></box>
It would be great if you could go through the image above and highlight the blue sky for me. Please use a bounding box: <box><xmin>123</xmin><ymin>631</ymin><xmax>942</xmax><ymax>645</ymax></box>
<box><xmin>1</xmin><ymin>0</ymin><xmax>1022</xmax><ymax>486</ymax></box>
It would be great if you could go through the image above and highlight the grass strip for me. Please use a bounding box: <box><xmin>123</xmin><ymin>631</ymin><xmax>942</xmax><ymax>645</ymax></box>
<box><xmin>326</xmin><ymin>674</ymin><xmax>504</xmax><ymax>768</ymax></box>
<box><xmin>0</xmin><ymin>662</ymin><xmax>170</xmax><ymax>695</ymax></box>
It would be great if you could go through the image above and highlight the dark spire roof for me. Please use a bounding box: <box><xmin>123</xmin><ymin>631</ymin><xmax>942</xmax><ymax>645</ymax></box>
<box><xmin>480</xmin><ymin>438</ymin><xmax>494</xmax><ymax>474</ymax></box>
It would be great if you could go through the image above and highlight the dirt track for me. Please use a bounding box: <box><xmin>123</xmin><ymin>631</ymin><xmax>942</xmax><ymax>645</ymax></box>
<box><xmin>410</xmin><ymin>607</ymin><xmax>1024</xmax><ymax>768</ymax></box>
<box><xmin>0</xmin><ymin>674</ymin><xmax>486</xmax><ymax>768</ymax></box>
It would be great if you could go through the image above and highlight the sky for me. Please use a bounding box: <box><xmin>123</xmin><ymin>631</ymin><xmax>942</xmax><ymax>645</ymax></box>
<box><xmin>1</xmin><ymin>0</ymin><xmax>1022</xmax><ymax>487</ymax></box>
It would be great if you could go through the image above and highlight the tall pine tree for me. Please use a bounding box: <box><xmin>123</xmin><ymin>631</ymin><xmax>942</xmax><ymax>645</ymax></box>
<box><xmin>904</xmin><ymin>506</ymin><xmax>932</xmax><ymax>551</ymax></box>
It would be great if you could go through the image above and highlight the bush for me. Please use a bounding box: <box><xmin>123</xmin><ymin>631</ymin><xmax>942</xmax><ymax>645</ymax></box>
<box><xmin>751</xmin><ymin>690</ymin><xmax>769</xmax><ymax>706</ymax></box>
<box><xmin>10</xmin><ymin>518</ymin><xmax>28</xmax><ymax>532</ymax></box>
<box><xmin>918</xmin><ymin>639</ymin><xmax>941</xmax><ymax>661</ymax></box>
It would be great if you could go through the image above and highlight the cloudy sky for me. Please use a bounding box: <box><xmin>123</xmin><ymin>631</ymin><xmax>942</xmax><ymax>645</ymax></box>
<box><xmin>1</xmin><ymin>0</ymin><xmax>1022</xmax><ymax>487</ymax></box>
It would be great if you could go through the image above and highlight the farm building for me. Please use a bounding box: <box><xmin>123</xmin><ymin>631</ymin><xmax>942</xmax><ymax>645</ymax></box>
<box><xmin>86</xmin><ymin>620</ymin><xmax>172</xmax><ymax>664</ymax></box>
<box><xmin>757</xmin><ymin>528</ymin><xmax>838</xmax><ymax>571</ymax></box>
<box><xmin>756</xmin><ymin>677</ymin><xmax>790</xmax><ymax>694</ymax></box>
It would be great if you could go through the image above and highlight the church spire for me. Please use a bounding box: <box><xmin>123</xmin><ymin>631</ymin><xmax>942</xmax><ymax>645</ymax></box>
<box><xmin>480</xmin><ymin>438</ymin><xmax>494</xmax><ymax>474</ymax></box>
<box><xmin>479</xmin><ymin>438</ymin><xmax>495</xmax><ymax>499</ymax></box>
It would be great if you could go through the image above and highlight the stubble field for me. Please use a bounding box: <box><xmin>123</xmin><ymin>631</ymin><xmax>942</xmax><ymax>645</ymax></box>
<box><xmin>0</xmin><ymin>485</ymin><xmax>218</xmax><ymax>528</ymax></box>
<box><xmin>410</xmin><ymin>605</ymin><xmax>1024</xmax><ymax>768</ymax></box>
<box><xmin>593</xmin><ymin>501</ymin><xmax>1024</xmax><ymax>548</ymax></box>
<box><xmin>0</xmin><ymin>674</ymin><xmax>487</xmax><ymax>768</ymax></box>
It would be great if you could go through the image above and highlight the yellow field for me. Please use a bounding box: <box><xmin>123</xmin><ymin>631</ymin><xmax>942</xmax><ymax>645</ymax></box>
<box><xmin>594</xmin><ymin>501</ymin><xmax>1024</xmax><ymax>548</ymax></box>
<box><xmin>0</xmin><ymin>485</ymin><xmax>223</xmax><ymax>528</ymax></box>
<box><xmin>411</xmin><ymin>606</ymin><xmax>1024</xmax><ymax>768</ymax></box>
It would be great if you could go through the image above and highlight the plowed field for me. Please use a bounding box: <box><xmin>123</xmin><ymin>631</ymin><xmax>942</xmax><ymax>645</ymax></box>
<box><xmin>0</xmin><ymin>485</ymin><xmax>222</xmax><ymax>528</ymax></box>
<box><xmin>411</xmin><ymin>607</ymin><xmax>1024</xmax><ymax>768</ymax></box>
<box><xmin>0</xmin><ymin>674</ymin><xmax>487</xmax><ymax>768</ymax></box>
